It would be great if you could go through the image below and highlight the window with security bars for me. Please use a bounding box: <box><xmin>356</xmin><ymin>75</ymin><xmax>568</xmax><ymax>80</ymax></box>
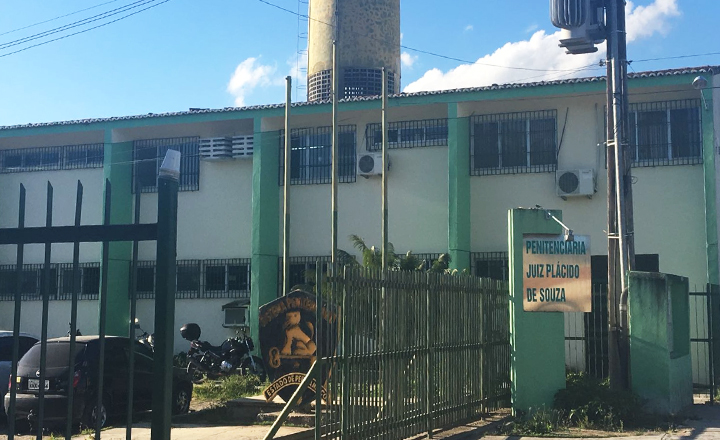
<box><xmin>366</xmin><ymin>119</ymin><xmax>449</xmax><ymax>151</ymax></box>
<box><xmin>471</xmin><ymin>110</ymin><xmax>557</xmax><ymax>175</ymax></box>
<box><xmin>133</xmin><ymin>137</ymin><xmax>200</xmax><ymax>192</ymax></box>
<box><xmin>0</xmin><ymin>144</ymin><xmax>104</xmax><ymax>173</ymax></box>
<box><xmin>471</xmin><ymin>252</ymin><xmax>509</xmax><ymax>281</ymax></box>
<box><xmin>133</xmin><ymin>259</ymin><xmax>251</xmax><ymax>299</ymax></box>
<box><xmin>279</xmin><ymin>126</ymin><xmax>356</xmax><ymax>185</ymax></box>
<box><xmin>277</xmin><ymin>256</ymin><xmax>331</xmax><ymax>296</ymax></box>
<box><xmin>0</xmin><ymin>263</ymin><xmax>100</xmax><ymax>300</ymax></box>
<box><xmin>627</xmin><ymin>100</ymin><xmax>702</xmax><ymax>166</ymax></box>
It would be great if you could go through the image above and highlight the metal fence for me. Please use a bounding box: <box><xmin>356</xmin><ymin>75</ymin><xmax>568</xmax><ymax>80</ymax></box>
<box><xmin>690</xmin><ymin>284</ymin><xmax>717</xmax><ymax>402</ymax></box>
<box><xmin>564</xmin><ymin>284</ymin><xmax>609</xmax><ymax>379</ymax></box>
<box><xmin>316</xmin><ymin>266</ymin><xmax>510</xmax><ymax>439</ymax></box>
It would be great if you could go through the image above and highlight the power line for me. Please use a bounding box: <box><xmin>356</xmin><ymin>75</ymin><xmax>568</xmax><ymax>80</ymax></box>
<box><xmin>254</xmin><ymin>0</ymin><xmax>596</xmax><ymax>74</ymax></box>
<box><xmin>0</xmin><ymin>0</ymin><xmax>124</xmax><ymax>37</ymax></box>
<box><xmin>0</xmin><ymin>0</ymin><xmax>171</xmax><ymax>59</ymax></box>
<box><xmin>0</xmin><ymin>0</ymin><xmax>159</xmax><ymax>51</ymax></box>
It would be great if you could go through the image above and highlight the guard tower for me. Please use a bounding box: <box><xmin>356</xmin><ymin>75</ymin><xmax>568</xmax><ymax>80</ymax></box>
<box><xmin>307</xmin><ymin>0</ymin><xmax>401</xmax><ymax>101</ymax></box>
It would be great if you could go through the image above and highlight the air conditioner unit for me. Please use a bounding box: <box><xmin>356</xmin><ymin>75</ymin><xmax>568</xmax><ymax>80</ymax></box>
<box><xmin>222</xmin><ymin>299</ymin><xmax>249</xmax><ymax>328</ymax></box>
<box><xmin>556</xmin><ymin>169</ymin><xmax>595</xmax><ymax>198</ymax></box>
<box><xmin>199</xmin><ymin>137</ymin><xmax>233</xmax><ymax>161</ymax></box>
<box><xmin>231</xmin><ymin>135</ymin><xmax>254</xmax><ymax>159</ymax></box>
<box><xmin>357</xmin><ymin>153</ymin><xmax>387</xmax><ymax>176</ymax></box>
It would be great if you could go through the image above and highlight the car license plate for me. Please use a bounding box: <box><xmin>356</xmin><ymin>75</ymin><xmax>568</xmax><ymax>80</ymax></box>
<box><xmin>27</xmin><ymin>379</ymin><xmax>49</xmax><ymax>391</ymax></box>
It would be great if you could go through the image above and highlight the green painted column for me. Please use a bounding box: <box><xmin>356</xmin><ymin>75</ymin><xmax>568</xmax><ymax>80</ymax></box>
<box><xmin>250</xmin><ymin>119</ymin><xmax>280</xmax><ymax>345</ymax></box>
<box><xmin>508</xmin><ymin>208</ymin><xmax>566</xmax><ymax>414</ymax></box>
<box><xmin>702</xmin><ymin>95</ymin><xmax>718</xmax><ymax>285</ymax></box>
<box><xmin>448</xmin><ymin>103</ymin><xmax>471</xmax><ymax>272</ymax></box>
<box><xmin>101</xmin><ymin>132</ymin><xmax>133</xmax><ymax>336</ymax></box>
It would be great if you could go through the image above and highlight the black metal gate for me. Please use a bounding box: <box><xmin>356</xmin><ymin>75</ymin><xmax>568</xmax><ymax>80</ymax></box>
<box><xmin>690</xmin><ymin>284</ymin><xmax>717</xmax><ymax>403</ymax></box>
<box><xmin>1</xmin><ymin>152</ymin><xmax>179</xmax><ymax>440</ymax></box>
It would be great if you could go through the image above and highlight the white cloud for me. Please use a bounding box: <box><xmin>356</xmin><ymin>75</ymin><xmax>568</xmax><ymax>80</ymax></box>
<box><xmin>525</xmin><ymin>23</ymin><xmax>539</xmax><ymax>33</ymax></box>
<box><xmin>227</xmin><ymin>57</ymin><xmax>277</xmax><ymax>107</ymax></box>
<box><xmin>401</xmin><ymin>51</ymin><xmax>418</xmax><ymax>69</ymax></box>
<box><xmin>404</xmin><ymin>0</ymin><xmax>679</xmax><ymax>94</ymax></box>
<box><xmin>464</xmin><ymin>25</ymin><xmax>474</xmax><ymax>32</ymax></box>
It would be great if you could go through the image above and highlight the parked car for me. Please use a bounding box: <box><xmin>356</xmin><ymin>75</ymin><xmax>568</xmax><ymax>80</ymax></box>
<box><xmin>3</xmin><ymin>335</ymin><xmax>192</xmax><ymax>429</ymax></box>
<box><xmin>0</xmin><ymin>331</ymin><xmax>39</xmax><ymax>417</ymax></box>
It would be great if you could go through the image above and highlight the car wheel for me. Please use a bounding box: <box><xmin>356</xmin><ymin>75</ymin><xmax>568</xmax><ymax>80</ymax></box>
<box><xmin>172</xmin><ymin>385</ymin><xmax>191</xmax><ymax>415</ymax></box>
<box><xmin>82</xmin><ymin>397</ymin><xmax>108</xmax><ymax>430</ymax></box>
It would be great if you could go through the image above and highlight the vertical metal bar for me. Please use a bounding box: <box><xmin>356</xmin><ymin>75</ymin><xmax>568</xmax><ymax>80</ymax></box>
<box><xmin>37</xmin><ymin>182</ymin><xmax>53</xmax><ymax>439</ymax></box>
<box><xmin>8</xmin><ymin>184</ymin><xmax>26</xmax><ymax>440</ymax></box>
<box><xmin>331</xmin><ymin>41</ymin><xmax>339</xmax><ymax>264</ymax></box>
<box><xmin>381</xmin><ymin>68</ymin><xmax>388</xmax><ymax>270</ymax></box>
<box><xmin>96</xmin><ymin>179</ymin><xmax>112</xmax><ymax>440</ymax></box>
<box><xmin>127</xmin><ymin>187</ymin><xmax>141</xmax><ymax>439</ymax></box>
<box><xmin>315</xmin><ymin>262</ymin><xmax>322</xmax><ymax>439</ymax></box>
<box><xmin>340</xmin><ymin>265</ymin><xmax>349</xmax><ymax>438</ymax></box>
<box><xmin>708</xmin><ymin>284</ymin><xmax>715</xmax><ymax>405</ymax></box>
<box><xmin>283</xmin><ymin>76</ymin><xmax>292</xmax><ymax>296</ymax></box>
<box><xmin>65</xmin><ymin>181</ymin><xmax>83</xmax><ymax>440</ymax></box>
<box><xmin>426</xmin><ymin>273</ymin><xmax>432</xmax><ymax>438</ymax></box>
<box><xmin>151</xmin><ymin>156</ymin><xmax>179</xmax><ymax>440</ymax></box>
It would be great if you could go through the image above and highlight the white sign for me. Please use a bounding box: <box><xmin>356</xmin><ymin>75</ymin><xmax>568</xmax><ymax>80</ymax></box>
<box><xmin>522</xmin><ymin>234</ymin><xmax>591</xmax><ymax>312</ymax></box>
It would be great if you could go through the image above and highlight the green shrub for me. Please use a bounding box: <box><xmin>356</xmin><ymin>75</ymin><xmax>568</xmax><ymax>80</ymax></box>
<box><xmin>500</xmin><ymin>407</ymin><xmax>569</xmax><ymax>436</ymax></box>
<box><xmin>554</xmin><ymin>372</ymin><xmax>639</xmax><ymax>431</ymax></box>
<box><xmin>193</xmin><ymin>374</ymin><xmax>261</xmax><ymax>403</ymax></box>
<box><xmin>173</xmin><ymin>351</ymin><xmax>189</xmax><ymax>369</ymax></box>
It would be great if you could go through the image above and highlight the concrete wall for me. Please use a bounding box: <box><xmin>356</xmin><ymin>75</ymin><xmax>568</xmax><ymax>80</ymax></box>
<box><xmin>629</xmin><ymin>271</ymin><xmax>693</xmax><ymax>414</ymax></box>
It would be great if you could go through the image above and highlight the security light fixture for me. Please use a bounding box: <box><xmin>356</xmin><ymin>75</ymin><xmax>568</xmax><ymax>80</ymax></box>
<box><xmin>692</xmin><ymin>75</ymin><xmax>709</xmax><ymax>110</ymax></box>
<box><xmin>537</xmin><ymin>205</ymin><xmax>575</xmax><ymax>242</ymax></box>
<box><xmin>159</xmin><ymin>149</ymin><xmax>181</xmax><ymax>181</ymax></box>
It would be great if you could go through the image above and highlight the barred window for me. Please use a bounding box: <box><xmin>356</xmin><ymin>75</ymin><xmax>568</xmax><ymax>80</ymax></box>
<box><xmin>471</xmin><ymin>110</ymin><xmax>557</xmax><ymax>175</ymax></box>
<box><xmin>0</xmin><ymin>144</ymin><xmax>103</xmax><ymax>173</ymax></box>
<box><xmin>133</xmin><ymin>137</ymin><xmax>200</xmax><ymax>192</ymax></box>
<box><xmin>277</xmin><ymin>256</ymin><xmax>331</xmax><ymax>296</ymax></box>
<box><xmin>471</xmin><ymin>252</ymin><xmax>509</xmax><ymax>281</ymax></box>
<box><xmin>133</xmin><ymin>259</ymin><xmax>251</xmax><ymax>299</ymax></box>
<box><xmin>279</xmin><ymin>126</ymin><xmax>356</xmax><ymax>185</ymax></box>
<box><xmin>365</xmin><ymin>119</ymin><xmax>449</xmax><ymax>151</ymax></box>
<box><xmin>0</xmin><ymin>263</ymin><xmax>100</xmax><ymax>301</ymax></box>
<box><xmin>628</xmin><ymin>100</ymin><xmax>702</xmax><ymax>167</ymax></box>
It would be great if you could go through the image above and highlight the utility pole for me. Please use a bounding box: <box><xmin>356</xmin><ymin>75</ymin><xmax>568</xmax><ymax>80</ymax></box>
<box><xmin>606</xmin><ymin>0</ymin><xmax>635</xmax><ymax>390</ymax></box>
<box><xmin>551</xmin><ymin>0</ymin><xmax>635</xmax><ymax>390</ymax></box>
<box><xmin>331</xmin><ymin>40</ymin><xmax>339</xmax><ymax>265</ymax></box>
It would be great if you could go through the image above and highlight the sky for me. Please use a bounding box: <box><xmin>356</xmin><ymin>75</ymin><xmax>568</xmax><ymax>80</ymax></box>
<box><xmin>0</xmin><ymin>0</ymin><xmax>717</xmax><ymax>127</ymax></box>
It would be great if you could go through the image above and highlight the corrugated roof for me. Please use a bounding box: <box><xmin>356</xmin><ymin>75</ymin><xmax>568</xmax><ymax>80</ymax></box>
<box><xmin>1</xmin><ymin>65</ymin><xmax>715</xmax><ymax>131</ymax></box>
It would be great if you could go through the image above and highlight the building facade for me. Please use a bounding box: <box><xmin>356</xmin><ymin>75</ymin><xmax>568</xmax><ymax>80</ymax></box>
<box><xmin>0</xmin><ymin>66</ymin><xmax>717</xmax><ymax>363</ymax></box>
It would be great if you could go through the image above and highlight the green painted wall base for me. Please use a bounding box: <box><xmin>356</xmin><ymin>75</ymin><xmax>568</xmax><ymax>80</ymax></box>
<box><xmin>101</xmin><ymin>139</ymin><xmax>133</xmax><ymax>336</ymax></box>
<box><xmin>629</xmin><ymin>271</ymin><xmax>693</xmax><ymax>415</ymax></box>
<box><xmin>508</xmin><ymin>208</ymin><xmax>566</xmax><ymax>414</ymax></box>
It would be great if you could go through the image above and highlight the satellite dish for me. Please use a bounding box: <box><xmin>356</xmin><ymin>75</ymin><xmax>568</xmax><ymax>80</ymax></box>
<box><xmin>692</xmin><ymin>76</ymin><xmax>708</xmax><ymax>90</ymax></box>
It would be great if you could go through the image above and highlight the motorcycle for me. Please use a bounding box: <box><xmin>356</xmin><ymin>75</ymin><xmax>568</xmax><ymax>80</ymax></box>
<box><xmin>134</xmin><ymin>319</ymin><xmax>155</xmax><ymax>351</ymax></box>
<box><xmin>179</xmin><ymin>323</ymin><xmax>266</xmax><ymax>384</ymax></box>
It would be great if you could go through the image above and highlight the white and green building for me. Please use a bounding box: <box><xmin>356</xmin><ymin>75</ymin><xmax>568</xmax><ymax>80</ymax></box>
<box><xmin>0</xmin><ymin>65</ymin><xmax>717</xmax><ymax>375</ymax></box>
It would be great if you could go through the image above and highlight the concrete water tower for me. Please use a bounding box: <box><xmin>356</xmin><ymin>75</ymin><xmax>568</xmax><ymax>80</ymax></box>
<box><xmin>307</xmin><ymin>0</ymin><xmax>401</xmax><ymax>101</ymax></box>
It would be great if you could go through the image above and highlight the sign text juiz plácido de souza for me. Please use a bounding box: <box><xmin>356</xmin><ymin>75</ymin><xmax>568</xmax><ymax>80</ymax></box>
<box><xmin>522</xmin><ymin>234</ymin><xmax>591</xmax><ymax>312</ymax></box>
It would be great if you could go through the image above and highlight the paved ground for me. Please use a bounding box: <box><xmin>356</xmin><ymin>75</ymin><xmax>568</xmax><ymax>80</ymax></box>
<box><xmin>2</xmin><ymin>403</ymin><xmax>718</xmax><ymax>439</ymax></box>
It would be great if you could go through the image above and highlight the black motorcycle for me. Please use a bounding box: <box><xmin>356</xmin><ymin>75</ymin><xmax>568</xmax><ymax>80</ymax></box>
<box><xmin>179</xmin><ymin>323</ymin><xmax>266</xmax><ymax>384</ymax></box>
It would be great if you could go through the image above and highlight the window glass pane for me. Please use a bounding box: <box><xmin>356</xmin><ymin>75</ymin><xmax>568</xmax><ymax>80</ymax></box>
<box><xmin>205</xmin><ymin>265</ymin><xmax>226</xmax><ymax>291</ymax></box>
<box><xmin>136</xmin><ymin>267</ymin><xmax>154</xmax><ymax>293</ymax></box>
<box><xmin>24</xmin><ymin>152</ymin><xmax>42</xmax><ymax>167</ymax></box>
<box><xmin>4</xmin><ymin>153</ymin><xmax>22</xmax><ymax>168</ymax></box>
<box><xmin>670</xmin><ymin>108</ymin><xmax>701</xmax><ymax>158</ymax></box>
<box><xmin>500</xmin><ymin>120</ymin><xmax>526</xmax><ymax>167</ymax></box>
<box><xmin>339</xmin><ymin>132</ymin><xmax>356</xmax><ymax>177</ymax></box>
<box><xmin>82</xmin><ymin>267</ymin><xmax>100</xmax><ymax>296</ymax></box>
<box><xmin>425</xmin><ymin>125</ymin><xmax>448</xmax><ymax>142</ymax></box>
<box><xmin>529</xmin><ymin>118</ymin><xmax>555</xmax><ymax>165</ymax></box>
<box><xmin>135</xmin><ymin>144</ymin><xmax>158</xmax><ymax>189</ymax></box>
<box><xmin>473</xmin><ymin>122</ymin><xmax>499</xmax><ymax>169</ymax></box>
<box><xmin>177</xmin><ymin>264</ymin><xmax>200</xmax><ymax>292</ymax></box>
<box><xmin>228</xmin><ymin>264</ymin><xmax>249</xmax><ymax>291</ymax></box>
<box><xmin>637</xmin><ymin>110</ymin><xmax>668</xmax><ymax>160</ymax></box>
<box><xmin>62</xmin><ymin>269</ymin><xmax>78</xmax><ymax>294</ymax></box>
<box><xmin>21</xmin><ymin>270</ymin><xmax>38</xmax><ymax>295</ymax></box>
<box><xmin>0</xmin><ymin>270</ymin><xmax>14</xmax><ymax>296</ymax></box>
<box><xmin>400</xmin><ymin>127</ymin><xmax>424</xmax><ymax>143</ymax></box>
<box><xmin>39</xmin><ymin>268</ymin><xmax>58</xmax><ymax>296</ymax></box>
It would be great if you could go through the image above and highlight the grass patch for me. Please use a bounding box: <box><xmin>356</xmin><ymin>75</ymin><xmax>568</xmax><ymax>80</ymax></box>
<box><xmin>193</xmin><ymin>374</ymin><xmax>262</xmax><ymax>403</ymax></box>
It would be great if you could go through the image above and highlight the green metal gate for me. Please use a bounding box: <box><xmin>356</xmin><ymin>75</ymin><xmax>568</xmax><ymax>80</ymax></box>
<box><xmin>316</xmin><ymin>266</ymin><xmax>510</xmax><ymax>439</ymax></box>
